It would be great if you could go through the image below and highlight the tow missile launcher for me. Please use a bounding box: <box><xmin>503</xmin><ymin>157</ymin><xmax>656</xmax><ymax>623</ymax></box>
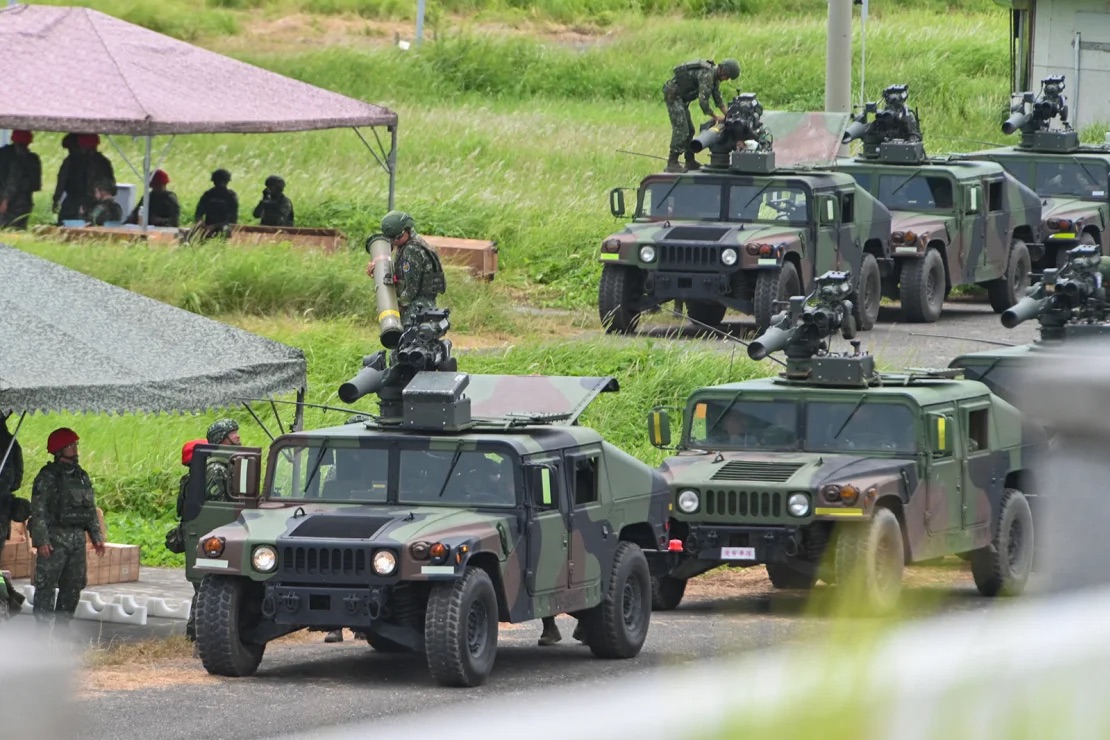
<box><xmin>690</xmin><ymin>92</ymin><xmax>775</xmax><ymax>172</ymax></box>
<box><xmin>1001</xmin><ymin>244</ymin><xmax>1110</xmax><ymax>339</ymax></box>
<box><xmin>842</xmin><ymin>83</ymin><xmax>925</xmax><ymax>163</ymax></box>
<box><xmin>1003</xmin><ymin>75</ymin><xmax>1079</xmax><ymax>153</ymax></box>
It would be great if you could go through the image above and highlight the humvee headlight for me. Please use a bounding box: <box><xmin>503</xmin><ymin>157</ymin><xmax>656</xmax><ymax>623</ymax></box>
<box><xmin>372</xmin><ymin>550</ymin><xmax>398</xmax><ymax>576</ymax></box>
<box><xmin>787</xmin><ymin>493</ymin><xmax>810</xmax><ymax>517</ymax></box>
<box><xmin>821</xmin><ymin>484</ymin><xmax>842</xmax><ymax>503</ymax></box>
<box><xmin>677</xmin><ymin>489</ymin><xmax>700</xmax><ymax>514</ymax></box>
<box><xmin>721</xmin><ymin>248</ymin><xmax>738</xmax><ymax>266</ymax></box>
<box><xmin>903</xmin><ymin>230</ymin><xmax>917</xmax><ymax>244</ymax></box>
<box><xmin>202</xmin><ymin>536</ymin><xmax>225</xmax><ymax>559</ymax></box>
<box><xmin>251</xmin><ymin>545</ymin><xmax>277</xmax><ymax>573</ymax></box>
<box><xmin>639</xmin><ymin>245</ymin><xmax>657</xmax><ymax>263</ymax></box>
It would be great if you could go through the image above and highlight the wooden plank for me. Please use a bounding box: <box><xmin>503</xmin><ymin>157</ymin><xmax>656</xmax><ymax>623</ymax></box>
<box><xmin>228</xmin><ymin>224</ymin><xmax>346</xmax><ymax>252</ymax></box>
<box><xmin>38</xmin><ymin>225</ymin><xmax>180</xmax><ymax>244</ymax></box>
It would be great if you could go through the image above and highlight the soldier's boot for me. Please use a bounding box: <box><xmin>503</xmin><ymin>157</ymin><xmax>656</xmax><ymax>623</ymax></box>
<box><xmin>538</xmin><ymin>617</ymin><xmax>562</xmax><ymax>646</ymax></box>
<box><xmin>324</xmin><ymin>629</ymin><xmax>344</xmax><ymax>643</ymax></box>
<box><xmin>684</xmin><ymin>151</ymin><xmax>701</xmax><ymax>171</ymax></box>
<box><xmin>664</xmin><ymin>155</ymin><xmax>686</xmax><ymax>174</ymax></box>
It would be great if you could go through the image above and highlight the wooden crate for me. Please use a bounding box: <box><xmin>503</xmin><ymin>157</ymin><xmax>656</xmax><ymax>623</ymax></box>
<box><xmin>37</xmin><ymin>225</ymin><xmax>181</xmax><ymax>244</ymax></box>
<box><xmin>423</xmin><ymin>236</ymin><xmax>498</xmax><ymax>281</ymax></box>
<box><xmin>0</xmin><ymin>537</ymin><xmax>32</xmax><ymax>579</ymax></box>
<box><xmin>228</xmin><ymin>224</ymin><xmax>347</xmax><ymax>252</ymax></box>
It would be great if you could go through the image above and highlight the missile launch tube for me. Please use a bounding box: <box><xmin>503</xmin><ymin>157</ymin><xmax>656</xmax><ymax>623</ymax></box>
<box><xmin>368</xmin><ymin>235</ymin><xmax>403</xmax><ymax>349</ymax></box>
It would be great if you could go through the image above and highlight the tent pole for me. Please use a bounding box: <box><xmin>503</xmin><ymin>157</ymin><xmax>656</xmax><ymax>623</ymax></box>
<box><xmin>388</xmin><ymin>125</ymin><xmax>397</xmax><ymax>211</ymax></box>
<box><xmin>0</xmin><ymin>412</ymin><xmax>26</xmax><ymax>482</ymax></box>
<box><xmin>293</xmin><ymin>388</ymin><xmax>306</xmax><ymax>432</ymax></box>
<box><xmin>140</xmin><ymin>135</ymin><xmax>152</xmax><ymax>233</ymax></box>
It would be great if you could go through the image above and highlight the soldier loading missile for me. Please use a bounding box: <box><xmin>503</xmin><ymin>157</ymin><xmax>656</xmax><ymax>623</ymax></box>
<box><xmin>841</xmin><ymin>83</ymin><xmax>922</xmax><ymax>159</ymax></box>
<box><xmin>689</xmin><ymin>92</ymin><xmax>774</xmax><ymax>168</ymax></box>
<box><xmin>1003</xmin><ymin>75</ymin><xmax>1071</xmax><ymax>147</ymax></box>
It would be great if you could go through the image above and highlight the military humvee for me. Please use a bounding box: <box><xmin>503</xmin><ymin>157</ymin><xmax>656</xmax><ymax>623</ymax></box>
<box><xmin>836</xmin><ymin>84</ymin><xmax>1042</xmax><ymax>323</ymax></box>
<box><xmin>646</xmin><ymin>272</ymin><xmax>1042</xmax><ymax>613</ymax></box>
<box><xmin>184</xmin><ymin>372</ymin><xmax>669</xmax><ymax>688</ymax></box>
<box><xmin>969</xmin><ymin>76</ymin><xmax>1110</xmax><ymax>269</ymax></box>
<box><xmin>599</xmin><ymin>107</ymin><xmax>893</xmax><ymax>333</ymax></box>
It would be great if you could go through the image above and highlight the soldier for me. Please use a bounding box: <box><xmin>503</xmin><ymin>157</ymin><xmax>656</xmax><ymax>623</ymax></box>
<box><xmin>30</xmin><ymin>428</ymin><xmax>105</xmax><ymax>627</ymax></box>
<box><xmin>87</xmin><ymin>180</ymin><xmax>123</xmax><ymax>226</ymax></box>
<box><xmin>53</xmin><ymin>134</ymin><xmax>115</xmax><ymax>224</ymax></box>
<box><xmin>204</xmin><ymin>419</ymin><xmax>241</xmax><ymax>502</ymax></box>
<box><xmin>174</xmin><ymin>438</ymin><xmax>206</xmax><ymax>642</ymax></box>
<box><xmin>125</xmin><ymin>169</ymin><xmax>181</xmax><ymax>227</ymax></box>
<box><xmin>252</xmin><ymin>175</ymin><xmax>295</xmax><ymax>227</ymax></box>
<box><xmin>0</xmin><ymin>413</ymin><xmax>25</xmax><ymax>615</ymax></box>
<box><xmin>0</xmin><ymin>130</ymin><xmax>42</xmax><ymax>230</ymax></box>
<box><xmin>194</xmin><ymin>169</ymin><xmax>239</xmax><ymax>238</ymax></box>
<box><xmin>365</xmin><ymin>211</ymin><xmax>447</xmax><ymax>327</ymax></box>
<box><xmin>662</xmin><ymin>58</ymin><xmax>741</xmax><ymax>173</ymax></box>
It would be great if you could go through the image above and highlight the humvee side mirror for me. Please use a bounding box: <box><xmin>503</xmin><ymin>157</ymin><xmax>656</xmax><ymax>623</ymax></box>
<box><xmin>927</xmin><ymin>414</ymin><xmax>951</xmax><ymax>456</ymax></box>
<box><xmin>648</xmin><ymin>408</ymin><xmax>672</xmax><ymax>448</ymax></box>
<box><xmin>610</xmin><ymin>188</ymin><xmax>627</xmax><ymax>218</ymax></box>
<box><xmin>526</xmin><ymin>465</ymin><xmax>557</xmax><ymax>508</ymax></box>
<box><xmin>229</xmin><ymin>449</ymin><xmax>263</xmax><ymax>500</ymax></box>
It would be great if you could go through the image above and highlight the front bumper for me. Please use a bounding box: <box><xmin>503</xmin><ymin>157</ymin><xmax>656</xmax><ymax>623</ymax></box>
<box><xmin>265</xmin><ymin>583</ymin><xmax>397</xmax><ymax>627</ymax></box>
<box><xmin>682</xmin><ymin>524</ymin><xmax>802</xmax><ymax>565</ymax></box>
<box><xmin>646</xmin><ymin>271</ymin><xmax>755</xmax><ymax>313</ymax></box>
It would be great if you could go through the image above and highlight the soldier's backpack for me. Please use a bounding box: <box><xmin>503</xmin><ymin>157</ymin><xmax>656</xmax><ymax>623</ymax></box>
<box><xmin>164</xmin><ymin>473</ymin><xmax>189</xmax><ymax>554</ymax></box>
<box><xmin>672</xmin><ymin>60</ymin><xmax>714</xmax><ymax>86</ymax></box>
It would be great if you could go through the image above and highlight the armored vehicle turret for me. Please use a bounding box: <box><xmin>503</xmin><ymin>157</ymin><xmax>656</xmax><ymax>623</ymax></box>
<box><xmin>647</xmin><ymin>271</ymin><xmax>1041</xmax><ymax>613</ymax></box>
<box><xmin>834</xmin><ymin>84</ymin><xmax>1042</xmax><ymax>323</ymax></box>
<box><xmin>598</xmin><ymin>103</ymin><xmax>893</xmax><ymax>334</ymax></box>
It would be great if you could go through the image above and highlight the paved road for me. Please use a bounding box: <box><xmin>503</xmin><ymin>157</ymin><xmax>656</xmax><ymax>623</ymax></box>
<box><xmin>75</xmin><ymin>576</ymin><xmax>992</xmax><ymax>740</ymax></box>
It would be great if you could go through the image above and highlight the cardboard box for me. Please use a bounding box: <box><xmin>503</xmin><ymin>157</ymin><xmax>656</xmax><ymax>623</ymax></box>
<box><xmin>1</xmin><ymin>538</ymin><xmax>32</xmax><ymax>579</ymax></box>
<box><xmin>6</xmin><ymin>521</ymin><xmax>27</xmax><ymax>546</ymax></box>
<box><xmin>423</xmin><ymin>236</ymin><xmax>499</xmax><ymax>281</ymax></box>
<box><xmin>24</xmin><ymin>541</ymin><xmax>140</xmax><ymax>587</ymax></box>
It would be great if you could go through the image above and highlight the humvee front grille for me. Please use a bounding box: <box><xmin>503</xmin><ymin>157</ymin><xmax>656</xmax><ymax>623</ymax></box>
<box><xmin>704</xmin><ymin>489</ymin><xmax>782</xmax><ymax>518</ymax></box>
<box><xmin>658</xmin><ymin>244</ymin><xmax>719</xmax><ymax>269</ymax></box>
<box><xmin>281</xmin><ymin>546</ymin><xmax>368</xmax><ymax>578</ymax></box>
<box><xmin>711</xmin><ymin>461</ymin><xmax>804</xmax><ymax>483</ymax></box>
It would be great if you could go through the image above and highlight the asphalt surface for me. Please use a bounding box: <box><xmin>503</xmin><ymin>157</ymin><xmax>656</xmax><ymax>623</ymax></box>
<box><xmin>75</xmin><ymin>578</ymin><xmax>992</xmax><ymax>740</ymax></box>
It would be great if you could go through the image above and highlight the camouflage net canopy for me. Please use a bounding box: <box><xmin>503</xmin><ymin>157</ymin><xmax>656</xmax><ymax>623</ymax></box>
<box><xmin>0</xmin><ymin>244</ymin><xmax>306</xmax><ymax>415</ymax></box>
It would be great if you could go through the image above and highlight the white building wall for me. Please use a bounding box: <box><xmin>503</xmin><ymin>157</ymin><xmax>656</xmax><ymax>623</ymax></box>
<box><xmin>1032</xmin><ymin>0</ymin><xmax>1110</xmax><ymax>128</ymax></box>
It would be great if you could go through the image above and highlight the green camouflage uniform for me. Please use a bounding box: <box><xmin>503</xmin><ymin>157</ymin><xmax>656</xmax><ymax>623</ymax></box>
<box><xmin>0</xmin><ymin>432</ymin><xmax>24</xmax><ymax>606</ymax></box>
<box><xmin>53</xmin><ymin>151</ymin><xmax>115</xmax><ymax>223</ymax></box>
<box><xmin>205</xmin><ymin>456</ymin><xmax>233</xmax><ymax>502</ymax></box>
<box><xmin>0</xmin><ymin>144</ymin><xmax>42</xmax><ymax>230</ymax></box>
<box><xmin>88</xmin><ymin>198</ymin><xmax>123</xmax><ymax>226</ymax></box>
<box><xmin>253</xmin><ymin>192</ymin><xmax>295</xmax><ymax>227</ymax></box>
<box><xmin>663</xmin><ymin>60</ymin><xmax>725</xmax><ymax>161</ymax></box>
<box><xmin>126</xmin><ymin>191</ymin><xmax>181</xmax><ymax>227</ymax></box>
<box><xmin>392</xmin><ymin>233</ymin><xmax>446</xmax><ymax>326</ymax></box>
<box><xmin>30</xmin><ymin>460</ymin><xmax>103</xmax><ymax>622</ymax></box>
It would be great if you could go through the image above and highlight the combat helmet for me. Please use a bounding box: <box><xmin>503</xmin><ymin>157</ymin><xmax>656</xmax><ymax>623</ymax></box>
<box><xmin>718</xmin><ymin>59</ymin><xmax>741</xmax><ymax>80</ymax></box>
<box><xmin>206</xmin><ymin>418</ymin><xmax>239</xmax><ymax>444</ymax></box>
<box><xmin>211</xmin><ymin>169</ymin><xmax>232</xmax><ymax>185</ymax></box>
<box><xmin>381</xmin><ymin>210</ymin><xmax>415</xmax><ymax>239</ymax></box>
<box><xmin>264</xmin><ymin>175</ymin><xmax>285</xmax><ymax>191</ymax></box>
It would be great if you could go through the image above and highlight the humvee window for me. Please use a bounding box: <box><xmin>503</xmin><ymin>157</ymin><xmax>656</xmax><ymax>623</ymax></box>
<box><xmin>728</xmin><ymin>183</ymin><xmax>809</xmax><ymax>223</ymax></box>
<box><xmin>570</xmin><ymin>455</ymin><xmax>600</xmax><ymax>506</ymax></box>
<box><xmin>1034</xmin><ymin>161</ymin><xmax>1107</xmax><ymax>197</ymax></box>
<box><xmin>399</xmin><ymin>448</ymin><xmax>517</xmax><ymax>507</ymax></box>
<box><xmin>270</xmin><ymin>444</ymin><xmax>388</xmax><ymax>502</ymax></box>
<box><xmin>865</xmin><ymin>173</ymin><xmax>955</xmax><ymax>210</ymax></box>
<box><xmin>967</xmin><ymin>408</ymin><xmax>989</xmax><ymax>452</ymax></box>
<box><xmin>642</xmin><ymin>180</ymin><xmax>722</xmax><ymax>220</ymax></box>
<box><xmin>988</xmin><ymin>181</ymin><xmax>1003</xmax><ymax>212</ymax></box>
<box><xmin>805</xmin><ymin>401</ymin><xmax>917</xmax><ymax>453</ymax></box>
<box><xmin>690</xmin><ymin>399</ymin><xmax>799</xmax><ymax>449</ymax></box>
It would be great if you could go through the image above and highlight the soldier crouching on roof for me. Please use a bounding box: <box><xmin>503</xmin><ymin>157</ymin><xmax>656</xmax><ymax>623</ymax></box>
<box><xmin>30</xmin><ymin>428</ymin><xmax>105</xmax><ymax>628</ymax></box>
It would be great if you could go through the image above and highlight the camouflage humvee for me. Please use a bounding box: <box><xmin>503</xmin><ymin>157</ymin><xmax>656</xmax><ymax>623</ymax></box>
<box><xmin>646</xmin><ymin>272</ymin><xmax>1042</xmax><ymax>613</ymax></box>
<box><xmin>835</xmin><ymin>84</ymin><xmax>1042</xmax><ymax>323</ymax></box>
<box><xmin>967</xmin><ymin>76</ymin><xmax>1109</xmax><ymax>269</ymax></box>
<box><xmin>184</xmin><ymin>373</ymin><xmax>669</xmax><ymax>688</ymax></box>
<box><xmin>599</xmin><ymin>109</ymin><xmax>893</xmax><ymax>333</ymax></box>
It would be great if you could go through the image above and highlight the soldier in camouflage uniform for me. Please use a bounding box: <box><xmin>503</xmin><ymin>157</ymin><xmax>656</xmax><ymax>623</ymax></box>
<box><xmin>662</xmin><ymin>58</ymin><xmax>741</xmax><ymax>173</ymax></box>
<box><xmin>252</xmin><ymin>175</ymin><xmax>295</xmax><ymax>227</ymax></box>
<box><xmin>366</xmin><ymin>211</ymin><xmax>447</xmax><ymax>327</ymax></box>
<box><xmin>88</xmin><ymin>180</ymin><xmax>123</xmax><ymax>226</ymax></box>
<box><xmin>0</xmin><ymin>130</ymin><xmax>42</xmax><ymax>230</ymax></box>
<box><xmin>30</xmin><ymin>428</ymin><xmax>105</xmax><ymax>627</ymax></box>
<box><xmin>0</xmin><ymin>413</ymin><xmax>25</xmax><ymax>615</ymax></box>
<box><xmin>194</xmin><ymin>169</ymin><xmax>239</xmax><ymax>238</ymax></box>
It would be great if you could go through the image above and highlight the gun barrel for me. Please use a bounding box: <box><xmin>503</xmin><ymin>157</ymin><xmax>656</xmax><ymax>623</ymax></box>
<box><xmin>842</xmin><ymin>119</ymin><xmax>869</xmax><ymax>144</ymax></box>
<box><xmin>338</xmin><ymin>366</ymin><xmax>388</xmax><ymax>404</ymax></box>
<box><xmin>368</xmin><ymin>235</ymin><xmax>403</xmax><ymax>349</ymax></box>
<box><xmin>1001</xmin><ymin>111</ymin><xmax>1032</xmax><ymax>136</ymax></box>
<box><xmin>748</xmin><ymin>324</ymin><xmax>795</xmax><ymax>361</ymax></box>
<box><xmin>690</xmin><ymin>125</ymin><xmax>724</xmax><ymax>154</ymax></box>
<box><xmin>1001</xmin><ymin>294</ymin><xmax>1047</xmax><ymax>329</ymax></box>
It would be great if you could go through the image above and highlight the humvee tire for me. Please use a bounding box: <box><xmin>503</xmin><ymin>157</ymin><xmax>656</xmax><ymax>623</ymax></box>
<box><xmin>900</xmin><ymin>248</ymin><xmax>946</xmax><ymax>323</ymax></box>
<box><xmin>765</xmin><ymin>561</ymin><xmax>818</xmax><ymax>590</ymax></box>
<box><xmin>988</xmin><ymin>240</ymin><xmax>1031</xmax><ymax>313</ymax></box>
<box><xmin>584</xmin><ymin>542</ymin><xmax>651</xmax><ymax>659</ymax></box>
<box><xmin>599</xmin><ymin>265</ymin><xmax>643</xmax><ymax>334</ymax></box>
<box><xmin>971</xmin><ymin>488</ymin><xmax>1034</xmax><ymax>597</ymax></box>
<box><xmin>650</xmin><ymin>574</ymin><xmax>687</xmax><ymax>611</ymax></box>
<box><xmin>852</xmin><ymin>253</ymin><xmax>882</xmax><ymax>331</ymax></box>
<box><xmin>686</xmin><ymin>301</ymin><xmax>727</xmax><ymax>330</ymax></box>
<box><xmin>754</xmin><ymin>263</ymin><xmax>801</xmax><ymax>331</ymax></box>
<box><xmin>195</xmin><ymin>575</ymin><xmax>266</xmax><ymax>677</ymax></box>
<box><xmin>366</xmin><ymin>632</ymin><xmax>410</xmax><ymax>653</ymax></box>
<box><xmin>425</xmin><ymin>567</ymin><xmax>499</xmax><ymax>688</ymax></box>
<box><xmin>834</xmin><ymin>507</ymin><xmax>904</xmax><ymax>613</ymax></box>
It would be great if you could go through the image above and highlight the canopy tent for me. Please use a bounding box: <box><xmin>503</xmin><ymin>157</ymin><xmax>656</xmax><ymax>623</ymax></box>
<box><xmin>0</xmin><ymin>3</ymin><xmax>398</xmax><ymax>224</ymax></box>
<box><xmin>0</xmin><ymin>243</ymin><xmax>307</xmax><ymax>417</ymax></box>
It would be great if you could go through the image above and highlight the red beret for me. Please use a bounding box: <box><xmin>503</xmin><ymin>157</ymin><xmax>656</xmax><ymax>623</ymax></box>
<box><xmin>11</xmin><ymin>130</ymin><xmax>32</xmax><ymax>145</ymax></box>
<box><xmin>151</xmin><ymin>169</ymin><xmax>170</xmax><ymax>186</ymax></box>
<box><xmin>77</xmin><ymin>134</ymin><xmax>100</xmax><ymax>149</ymax></box>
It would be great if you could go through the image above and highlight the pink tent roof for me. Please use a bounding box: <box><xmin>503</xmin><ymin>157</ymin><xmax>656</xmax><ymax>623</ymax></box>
<box><xmin>0</xmin><ymin>4</ymin><xmax>397</xmax><ymax>135</ymax></box>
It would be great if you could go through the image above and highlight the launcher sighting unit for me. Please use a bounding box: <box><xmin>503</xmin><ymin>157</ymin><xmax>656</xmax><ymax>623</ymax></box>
<box><xmin>842</xmin><ymin>84</ymin><xmax>925</xmax><ymax>163</ymax></box>
<box><xmin>689</xmin><ymin>92</ymin><xmax>776</xmax><ymax>173</ymax></box>
<box><xmin>1003</xmin><ymin>75</ymin><xmax>1079</xmax><ymax>153</ymax></box>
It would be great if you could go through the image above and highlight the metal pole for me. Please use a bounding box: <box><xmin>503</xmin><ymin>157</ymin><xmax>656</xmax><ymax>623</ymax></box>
<box><xmin>293</xmin><ymin>388</ymin><xmax>306</xmax><ymax>432</ymax></box>
<box><xmin>140</xmin><ymin>135</ymin><xmax>152</xmax><ymax>232</ymax></box>
<box><xmin>1074</xmin><ymin>32</ymin><xmax>1081</xmax><ymax>127</ymax></box>
<box><xmin>825</xmin><ymin>0</ymin><xmax>853</xmax><ymax>155</ymax></box>
<box><xmin>0</xmin><ymin>412</ymin><xmax>26</xmax><ymax>481</ymax></box>
<box><xmin>415</xmin><ymin>0</ymin><xmax>426</xmax><ymax>44</ymax></box>
<box><xmin>388</xmin><ymin>125</ymin><xmax>397</xmax><ymax>211</ymax></box>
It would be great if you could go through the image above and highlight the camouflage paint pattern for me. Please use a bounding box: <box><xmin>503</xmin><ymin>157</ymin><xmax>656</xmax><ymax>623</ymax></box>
<box><xmin>660</xmin><ymin>374</ymin><xmax>1036</xmax><ymax>574</ymax></box>
<box><xmin>834</xmin><ymin>157</ymin><xmax>1042</xmax><ymax>287</ymax></box>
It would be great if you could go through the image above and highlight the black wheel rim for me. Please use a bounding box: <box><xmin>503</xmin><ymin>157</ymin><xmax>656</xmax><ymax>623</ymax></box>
<box><xmin>1006</xmin><ymin>516</ymin><xmax>1025</xmax><ymax>571</ymax></box>
<box><xmin>466</xmin><ymin>599</ymin><xmax>489</xmax><ymax>657</ymax></box>
<box><xmin>864</xmin><ymin>270</ymin><xmax>880</xmax><ymax>317</ymax></box>
<box><xmin>874</xmin><ymin>530</ymin><xmax>900</xmax><ymax>597</ymax></box>
<box><xmin>622</xmin><ymin>576</ymin><xmax>643</xmax><ymax>631</ymax></box>
<box><xmin>927</xmin><ymin>263</ymin><xmax>941</xmax><ymax>309</ymax></box>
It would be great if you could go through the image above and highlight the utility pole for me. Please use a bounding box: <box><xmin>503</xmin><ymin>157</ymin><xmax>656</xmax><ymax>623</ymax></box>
<box><xmin>415</xmin><ymin>0</ymin><xmax>426</xmax><ymax>45</ymax></box>
<box><xmin>825</xmin><ymin>0</ymin><xmax>853</xmax><ymax>155</ymax></box>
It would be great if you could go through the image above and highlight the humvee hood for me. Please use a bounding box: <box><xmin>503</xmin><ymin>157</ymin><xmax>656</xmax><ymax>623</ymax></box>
<box><xmin>891</xmin><ymin>212</ymin><xmax>950</xmax><ymax>236</ymax></box>
<box><xmin>1042</xmin><ymin>197</ymin><xmax>1098</xmax><ymax>223</ymax></box>
<box><xmin>660</xmin><ymin>451</ymin><xmax>914</xmax><ymax>489</ymax></box>
<box><xmin>616</xmin><ymin>221</ymin><xmax>802</xmax><ymax>246</ymax></box>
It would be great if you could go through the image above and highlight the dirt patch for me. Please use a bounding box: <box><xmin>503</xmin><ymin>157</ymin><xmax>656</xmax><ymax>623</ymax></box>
<box><xmin>81</xmin><ymin>662</ymin><xmax>219</xmax><ymax>696</ymax></box>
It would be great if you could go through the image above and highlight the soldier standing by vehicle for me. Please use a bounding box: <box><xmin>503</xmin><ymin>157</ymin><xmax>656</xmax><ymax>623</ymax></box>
<box><xmin>194</xmin><ymin>169</ymin><xmax>239</xmax><ymax>238</ymax></box>
<box><xmin>0</xmin><ymin>130</ymin><xmax>42</xmax><ymax>229</ymax></box>
<box><xmin>662</xmin><ymin>58</ymin><xmax>741</xmax><ymax>173</ymax></box>
<box><xmin>365</xmin><ymin>211</ymin><xmax>446</xmax><ymax>327</ymax></box>
<box><xmin>30</xmin><ymin>428</ymin><xmax>105</xmax><ymax>627</ymax></box>
<box><xmin>204</xmin><ymin>419</ymin><xmax>241</xmax><ymax>502</ymax></box>
<box><xmin>252</xmin><ymin>175</ymin><xmax>294</xmax><ymax>227</ymax></box>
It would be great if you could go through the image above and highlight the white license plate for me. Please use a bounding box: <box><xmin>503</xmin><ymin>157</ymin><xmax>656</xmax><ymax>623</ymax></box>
<box><xmin>720</xmin><ymin>547</ymin><xmax>756</xmax><ymax>561</ymax></box>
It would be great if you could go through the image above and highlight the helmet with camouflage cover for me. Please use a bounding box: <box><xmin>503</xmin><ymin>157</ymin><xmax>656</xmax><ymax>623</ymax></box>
<box><xmin>206</xmin><ymin>418</ymin><xmax>239</xmax><ymax>444</ymax></box>
<box><xmin>718</xmin><ymin>59</ymin><xmax>740</xmax><ymax>80</ymax></box>
<box><xmin>380</xmin><ymin>210</ymin><xmax>415</xmax><ymax>239</ymax></box>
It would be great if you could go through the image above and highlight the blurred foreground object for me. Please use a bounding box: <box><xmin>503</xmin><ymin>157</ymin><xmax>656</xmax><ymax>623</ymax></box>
<box><xmin>0</xmin><ymin>622</ymin><xmax>78</xmax><ymax>735</ymax></box>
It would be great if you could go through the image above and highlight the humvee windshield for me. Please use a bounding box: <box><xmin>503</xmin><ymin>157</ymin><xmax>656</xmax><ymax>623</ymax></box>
<box><xmin>993</xmin><ymin>159</ymin><xmax>1108</xmax><ymax>199</ymax></box>
<box><xmin>849</xmin><ymin>171</ymin><xmax>955</xmax><ymax>211</ymax></box>
<box><xmin>638</xmin><ymin>179</ymin><xmax>810</xmax><ymax>223</ymax></box>
<box><xmin>267</xmin><ymin>439</ymin><xmax>518</xmax><ymax>508</ymax></box>
<box><xmin>687</xmin><ymin>398</ymin><xmax>918</xmax><ymax>454</ymax></box>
